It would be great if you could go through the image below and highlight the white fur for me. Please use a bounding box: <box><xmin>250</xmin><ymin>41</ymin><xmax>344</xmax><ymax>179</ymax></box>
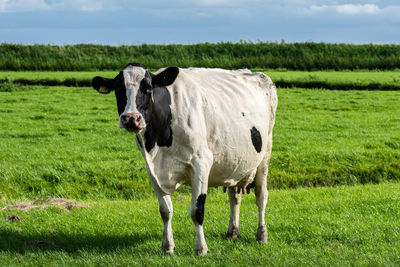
<box><xmin>118</xmin><ymin>66</ymin><xmax>146</xmax><ymax>128</ymax></box>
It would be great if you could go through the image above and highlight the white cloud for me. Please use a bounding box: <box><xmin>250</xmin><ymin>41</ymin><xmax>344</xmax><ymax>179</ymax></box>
<box><xmin>0</xmin><ymin>0</ymin><xmax>50</xmax><ymax>12</ymax></box>
<box><xmin>0</xmin><ymin>0</ymin><xmax>8</xmax><ymax>10</ymax></box>
<box><xmin>309</xmin><ymin>4</ymin><xmax>381</xmax><ymax>15</ymax></box>
<box><xmin>0</xmin><ymin>0</ymin><xmax>269</xmax><ymax>12</ymax></box>
<box><xmin>0</xmin><ymin>0</ymin><xmax>113</xmax><ymax>12</ymax></box>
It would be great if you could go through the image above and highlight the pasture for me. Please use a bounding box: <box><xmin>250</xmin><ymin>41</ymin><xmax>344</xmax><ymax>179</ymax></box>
<box><xmin>1</xmin><ymin>184</ymin><xmax>399</xmax><ymax>265</ymax></box>
<box><xmin>1</xmin><ymin>82</ymin><xmax>399</xmax><ymax>199</ymax></box>
<box><xmin>0</xmin><ymin>69</ymin><xmax>399</xmax><ymax>265</ymax></box>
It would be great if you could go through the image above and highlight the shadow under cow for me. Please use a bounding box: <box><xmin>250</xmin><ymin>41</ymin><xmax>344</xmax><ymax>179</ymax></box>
<box><xmin>0</xmin><ymin>229</ymin><xmax>160</xmax><ymax>253</ymax></box>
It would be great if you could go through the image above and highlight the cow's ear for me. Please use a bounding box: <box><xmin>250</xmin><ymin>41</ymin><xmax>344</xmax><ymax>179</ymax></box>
<box><xmin>152</xmin><ymin>67</ymin><xmax>179</xmax><ymax>87</ymax></box>
<box><xmin>92</xmin><ymin>76</ymin><xmax>114</xmax><ymax>94</ymax></box>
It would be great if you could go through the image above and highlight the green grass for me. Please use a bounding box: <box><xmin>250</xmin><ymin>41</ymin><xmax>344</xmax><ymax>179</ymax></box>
<box><xmin>1</xmin><ymin>183</ymin><xmax>399</xmax><ymax>266</ymax></box>
<box><xmin>2</xmin><ymin>70</ymin><xmax>400</xmax><ymax>83</ymax></box>
<box><xmin>0</xmin><ymin>71</ymin><xmax>118</xmax><ymax>88</ymax></box>
<box><xmin>0</xmin><ymin>71</ymin><xmax>118</xmax><ymax>81</ymax></box>
<box><xmin>266</xmin><ymin>70</ymin><xmax>400</xmax><ymax>85</ymax></box>
<box><xmin>0</xmin><ymin>85</ymin><xmax>151</xmax><ymax>199</ymax></box>
<box><xmin>1</xmin><ymin>42</ymin><xmax>400</xmax><ymax>71</ymax></box>
<box><xmin>0</xmin><ymin>85</ymin><xmax>399</xmax><ymax>199</ymax></box>
<box><xmin>267</xmin><ymin>70</ymin><xmax>400</xmax><ymax>90</ymax></box>
<box><xmin>1</xmin><ymin>70</ymin><xmax>400</xmax><ymax>90</ymax></box>
<box><xmin>273</xmin><ymin>88</ymin><xmax>400</xmax><ymax>188</ymax></box>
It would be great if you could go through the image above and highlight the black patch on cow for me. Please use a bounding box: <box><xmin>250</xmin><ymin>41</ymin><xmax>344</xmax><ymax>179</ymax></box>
<box><xmin>241</xmin><ymin>112</ymin><xmax>245</xmax><ymax>117</ymax></box>
<box><xmin>113</xmin><ymin>72</ymin><xmax>127</xmax><ymax>116</ymax></box>
<box><xmin>152</xmin><ymin>67</ymin><xmax>179</xmax><ymax>88</ymax></box>
<box><xmin>142</xmin><ymin>84</ymin><xmax>174</xmax><ymax>152</ymax></box>
<box><xmin>140</xmin><ymin>67</ymin><xmax>179</xmax><ymax>152</ymax></box>
<box><xmin>250</xmin><ymin>127</ymin><xmax>262</xmax><ymax>153</ymax></box>
<box><xmin>135</xmin><ymin>71</ymin><xmax>153</xmax><ymax>124</ymax></box>
<box><xmin>195</xmin><ymin>194</ymin><xmax>207</xmax><ymax>225</ymax></box>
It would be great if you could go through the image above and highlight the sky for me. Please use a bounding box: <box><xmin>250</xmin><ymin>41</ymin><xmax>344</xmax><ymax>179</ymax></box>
<box><xmin>0</xmin><ymin>0</ymin><xmax>399</xmax><ymax>45</ymax></box>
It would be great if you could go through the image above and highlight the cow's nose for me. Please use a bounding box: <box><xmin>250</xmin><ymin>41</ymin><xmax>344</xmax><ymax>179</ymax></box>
<box><xmin>122</xmin><ymin>113</ymin><xmax>143</xmax><ymax>129</ymax></box>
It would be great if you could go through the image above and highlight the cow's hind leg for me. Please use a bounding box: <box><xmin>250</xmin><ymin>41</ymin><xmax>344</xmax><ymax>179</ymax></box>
<box><xmin>189</xmin><ymin>151</ymin><xmax>212</xmax><ymax>255</ymax></box>
<box><xmin>254</xmin><ymin>135</ymin><xmax>272</xmax><ymax>243</ymax></box>
<box><xmin>226</xmin><ymin>187</ymin><xmax>242</xmax><ymax>239</ymax></box>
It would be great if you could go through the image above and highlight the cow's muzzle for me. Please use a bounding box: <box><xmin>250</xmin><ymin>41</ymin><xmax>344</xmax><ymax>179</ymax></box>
<box><xmin>121</xmin><ymin>113</ymin><xmax>145</xmax><ymax>133</ymax></box>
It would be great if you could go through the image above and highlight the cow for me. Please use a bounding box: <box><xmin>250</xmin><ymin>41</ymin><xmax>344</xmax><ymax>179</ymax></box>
<box><xmin>91</xmin><ymin>62</ymin><xmax>277</xmax><ymax>255</ymax></box>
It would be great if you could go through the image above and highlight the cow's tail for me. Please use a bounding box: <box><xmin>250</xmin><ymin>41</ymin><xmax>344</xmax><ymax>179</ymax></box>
<box><xmin>256</xmin><ymin>72</ymin><xmax>278</xmax><ymax>135</ymax></box>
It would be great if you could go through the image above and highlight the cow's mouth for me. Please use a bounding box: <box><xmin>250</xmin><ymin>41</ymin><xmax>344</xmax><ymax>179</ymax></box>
<box><xmin>125</xmin><ymin>127</ymin><xmax>137</xmax><ymax>133</ymax></box>
<box><xmin>124</xmin><ymin>125</ymin><xmax>144</xmax><ymax>133</ymax></box>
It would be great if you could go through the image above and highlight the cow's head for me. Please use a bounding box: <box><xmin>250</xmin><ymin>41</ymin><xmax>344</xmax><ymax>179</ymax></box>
<box><xmin>92</xmin><ymin>63</ymin><xmax>179</xmax><ymax>133</ymax></box>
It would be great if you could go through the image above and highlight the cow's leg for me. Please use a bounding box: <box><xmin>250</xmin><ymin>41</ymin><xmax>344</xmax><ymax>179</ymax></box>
<box><xmin>190</xmin><ymin>185</ymin><xmax>208</xmax><ymax>255</ymax></box>
<box><xmin>226</xmin><ymin>187</ymin><xmax>242</xmax><ymax>239</ymax></box>
<box><xmin>254</xmin><ymin>135</ymin><xmax>273</xmax><ymax>243</ymax></box>
<box><xmin>158</xmin><ymin>194</ymin><xmax>175</xmax><ymax>253</ymax></box>
<box><xmin>151</xmin><ymin>182</ymin><xmax>175</xmax><ymax>254</ymax></box>
<box><xmin>189</xmin><ymin>151</ymin><xmax>212</xmax><ymax>255</ymax></box>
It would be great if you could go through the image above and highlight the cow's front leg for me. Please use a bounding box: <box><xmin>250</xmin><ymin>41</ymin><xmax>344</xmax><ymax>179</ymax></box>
<box><xmin>190</xmin><ymin>153</ymin><xmax>212</xmax><ymax>255</ymax></box>
<box><xmin>226</xmin><ymin>187</ymin><xmax>242</xmax><ymax>239</ymax></box>
<box><xmin>190</xmin><ymin>190</ymin><xmax>208</xmax><ymax>255</ymax></box>
<box><xmin>156</xmin><ymin>193</ymin><xmax>175</xmax><ymax>254</ymax></box>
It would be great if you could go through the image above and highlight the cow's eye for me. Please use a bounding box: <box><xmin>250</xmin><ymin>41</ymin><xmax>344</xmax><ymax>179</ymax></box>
<box><xmin>140</xmin><ymin>79</ymin><xmax>152</xmax><ymax>94</ymax></box>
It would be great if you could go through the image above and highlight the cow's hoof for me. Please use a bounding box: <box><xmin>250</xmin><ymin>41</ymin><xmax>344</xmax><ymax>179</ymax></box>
<box><xmin>226</xmin><ymin>227</ymin><xmax>240</xmax><ymax>239</ymax></box>
<box><xmin>256</xmin><ymin>226</ymin><xmax>268</xmax><ymax>243</ymax></box>
<box><xmin>194</xmin><ymin>246</ymin><xmax>209</xmax><ymax>256</ymax></box>
<box><xmin>161</xmin><ymin>243</ymin><xmax>175</xmax><ymax>254</ymax></box>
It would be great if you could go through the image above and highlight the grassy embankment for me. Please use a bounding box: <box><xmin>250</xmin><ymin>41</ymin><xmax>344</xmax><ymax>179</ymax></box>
<box><xmin>1</xmin><ymin>70</ymin><xmax>400</xmax><ymax>90</ymax></box>
<box><xmin>1</xmin><ymin>183</ymin><xmax>399</xmax><ymax>265</ymax></box>
<box><xmin>1</xmin><ymin>84</ymin><xmax>399</xmax><ymax>199</ymax></box>
<box><xmin>1</xmin><ymin>42</ymin><xmax>400</xmax><ymax>71</ymax></box>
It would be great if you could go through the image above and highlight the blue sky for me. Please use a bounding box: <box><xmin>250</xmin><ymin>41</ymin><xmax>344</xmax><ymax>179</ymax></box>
<box><xmin>0</xmin><ymin>0</ymin><xmax>399</xmax><ymax>44</ymax></box>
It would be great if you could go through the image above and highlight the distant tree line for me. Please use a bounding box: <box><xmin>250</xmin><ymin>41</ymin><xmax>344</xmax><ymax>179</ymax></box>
<box><xmin>1</xmin><ymin>42</ymin><xmax>399</xmax><ymax>71</ymax></box>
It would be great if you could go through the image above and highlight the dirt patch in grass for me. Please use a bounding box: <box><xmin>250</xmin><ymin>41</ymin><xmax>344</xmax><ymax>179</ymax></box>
<box><xmin>7</xmin><ymin>214</ymin><xmax>21</xmax><ymax>222</ymax></box>
<box><xmin>4</xmin><ymin>198</ymin><xmax>87</xmax><ymax>211</ymax></box>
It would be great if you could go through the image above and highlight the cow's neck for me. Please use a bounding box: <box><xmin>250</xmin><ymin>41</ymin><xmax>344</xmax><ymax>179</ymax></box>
<box><xmin>143</xmin><ymin>85</ymin><xmax>173</xmax><ymax>153</ymax></box>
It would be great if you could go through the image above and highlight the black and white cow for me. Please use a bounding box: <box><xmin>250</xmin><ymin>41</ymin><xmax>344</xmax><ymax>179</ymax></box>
<box><xmin>92</xmin><ymin>63</ymin><xmax>278</xmax><ymax>255</ymax></box>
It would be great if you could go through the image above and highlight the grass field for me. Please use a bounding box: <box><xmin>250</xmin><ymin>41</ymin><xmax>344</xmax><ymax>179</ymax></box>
<box><xmin>1</xmin><ymin>68</ymin><xmax>399</xmax><ymax>265</ymax></box>
<box><xmin>1</xmin><ymin>70</ymin><xmax>399</xmax><ymax>84</ymax></box>
<box><xmin>0</xmin><ymin>84</ymin><xmax>399</xmax><ymax>199</ymax></box>
<box><xmin>267</xmin><ymin>70</ymin><xmax>400</xmax><ymax>90</ymax></box>
<box><xmin>1</xmin><ymin>70</ymin><xmax>399</xmax><ymax>90</ymax></box>
<box><xmin>267</xmin><ymin>70</ymin><xmax>400</xmax><ymax>85</ymax></box>
<box><xmin>1</xmin><ymin>183</ymin><xmax>399</xmax><ymax>266</ymax></box>
<box><xmin>0</xmin><ymin>71</ymin><xmax>118</xmax><ymax>81</ymax></box>
<box><xmin>0</xmin><ymin>85</ymin><xmax>149</xmax><ymax>199</ymax></box>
